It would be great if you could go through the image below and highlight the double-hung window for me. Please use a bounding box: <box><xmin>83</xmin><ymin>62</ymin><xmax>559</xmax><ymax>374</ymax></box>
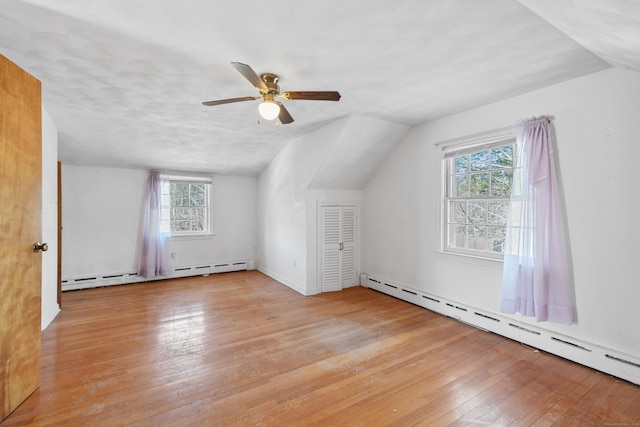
<box><xmin>160</xmin><ymin>175</ymin><xmax>212</xmax><ymax>236</ymax></box>
<box><xmin>442</xmin><ymin>132</ymin><xmax>519</xmax><ymax>260</ymax></box>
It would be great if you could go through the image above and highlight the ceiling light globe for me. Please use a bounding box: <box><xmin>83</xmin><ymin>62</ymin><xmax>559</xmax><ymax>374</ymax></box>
<box><xmin>258</xmin><ymin>101</ymin><xmax>280</xmax><ymax>120</ymax></box>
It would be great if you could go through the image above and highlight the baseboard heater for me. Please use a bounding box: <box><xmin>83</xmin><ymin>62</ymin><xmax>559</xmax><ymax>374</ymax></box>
<box><xmin>62</xmin><ymin>260</ymin><xmax>254</xmax><ymax>291</ymax></box>
<box><xmin>364</xmin><ymin>274</ymin><xmax>640</xmax><ymax>386</ymax></box>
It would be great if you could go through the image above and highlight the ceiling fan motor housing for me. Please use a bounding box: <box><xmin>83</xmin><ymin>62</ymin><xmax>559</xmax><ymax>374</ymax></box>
<box><xmin>260</xmin><ymin>73</ymin><xmax>280</xmax><ymax>94</ymax></box>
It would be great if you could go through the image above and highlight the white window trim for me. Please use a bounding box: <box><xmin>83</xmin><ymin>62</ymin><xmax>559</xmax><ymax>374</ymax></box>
<box><xmin>438</xmin><ymin>126</ymin><xmax>516</xmax><ymax>262</ymax></box>
<box><xmin>161</xmin><ymin>172</ymin><xmax>213</xmax><ymax>184</ymax></box>
<box><xmin>437</xmin><ymin>125</ymin><xmax>515</xmax><ymax>153</ymax></box>
<box><xmin>160</xmin><ymin>172</ymin><xmax>214</xmax><ymax>237</ymax></box>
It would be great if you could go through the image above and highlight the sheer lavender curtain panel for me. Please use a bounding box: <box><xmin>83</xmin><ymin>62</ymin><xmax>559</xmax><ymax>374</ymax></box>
<box><xmin>137</xmin><ymin>171</ymin><xmax>172</xmax><ymax>278</ymax></box>
<box><xmin>500</xmin><ymin>116</ymin><xmax>574</xmax><ymax>324</ymax></box>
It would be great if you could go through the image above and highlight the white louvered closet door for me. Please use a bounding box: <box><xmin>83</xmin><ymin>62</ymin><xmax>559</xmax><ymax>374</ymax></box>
<box><xmin>321</xmin><ymin>205</ymin><xmax>358</xmax><ymax>292</ymax></box>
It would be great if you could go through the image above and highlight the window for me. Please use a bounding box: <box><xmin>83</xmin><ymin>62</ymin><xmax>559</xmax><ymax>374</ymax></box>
<box><xmin>442</xmin><ymin>134</ymin><xmax>519</xmax><ymax>259</ymax></box>
<box><xmin>160</xmin><ymin>176</ymin><xmax>211</xmax><ymax>236</ymax></box>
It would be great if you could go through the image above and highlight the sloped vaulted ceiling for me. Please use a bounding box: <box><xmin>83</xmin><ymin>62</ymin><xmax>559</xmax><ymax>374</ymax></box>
<box><xmin>308</xmin><ymin>116</ymin><xmax>410</xmax><ymax>190</ymax></box>
<box><xmin>518</xmin><ymin>0</ymin><xmax>640</xmax><ymax>71</ymax></box>
<box><xmin>1</xmin><ymin>1</ymin><xmax>637</xmax><ymax>176</ymax></box>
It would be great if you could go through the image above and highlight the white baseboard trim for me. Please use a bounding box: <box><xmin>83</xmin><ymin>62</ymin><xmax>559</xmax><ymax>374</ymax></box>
<box><xmin>62</xmin><ymin>260</ymin><xmax>254</xmax><ymax>291</ymax></box>
<box><xmin>257</xmin><ymin>266</ymin><xmax>308</xmax><ymax>296</ymax></box>
<box><xmin>365</xmin><ymin>274</ymin><xmax>640</xmax><ymax>386</ymax></box>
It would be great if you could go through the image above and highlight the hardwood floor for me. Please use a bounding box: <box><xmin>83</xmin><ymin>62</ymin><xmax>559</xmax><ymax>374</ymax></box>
<box><xmin>3</xmin><ymin>271</ymin><xmax>639</xmax><ymax>426</ymax></box>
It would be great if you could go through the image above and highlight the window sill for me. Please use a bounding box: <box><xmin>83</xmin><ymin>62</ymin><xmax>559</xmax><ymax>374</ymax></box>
<box><xmin>170</xmin><ymin>233</ymin><xmax>215</xmax><ymax>241</ymax></box>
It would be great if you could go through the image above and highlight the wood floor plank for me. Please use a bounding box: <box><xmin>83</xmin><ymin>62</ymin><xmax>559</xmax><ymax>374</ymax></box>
<box><xmin>2</xmin><ymin>271</ymin><xmax>639</xmax><ymax>426</ymax></box>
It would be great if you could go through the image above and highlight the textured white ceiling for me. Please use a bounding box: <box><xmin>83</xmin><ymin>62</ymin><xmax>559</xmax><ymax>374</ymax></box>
<box><xmin>0</xmin><ymin>0</ymin><xmax>634</xmax><ymax>176</ymax></box>
<box><xmin>519</xmin><ymin>0</ymin><xmax>640</xmax><ymax>71</ymax></box>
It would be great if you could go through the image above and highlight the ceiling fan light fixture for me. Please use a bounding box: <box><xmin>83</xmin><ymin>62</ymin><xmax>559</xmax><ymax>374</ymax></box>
<box><xmin>202</xmin><ymin>62</ymin><xmax>341</xmax><ymax>125</ymax></box>
<box><xmin>258</xmin><ymin>100</ymin><xmax>280</xmax><ymax>120</ymax></box>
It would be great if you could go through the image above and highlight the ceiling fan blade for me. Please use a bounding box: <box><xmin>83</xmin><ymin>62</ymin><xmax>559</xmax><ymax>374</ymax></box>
<box><xmin>281</xmin><ymin>91</ymin><xmax>341</xmax><ymax>101</ymax></box>
<box><xmin>202</xmin><ymin>96</ymin><xmax>258</xmax><ymax>106</ymax></box>
<box><xmin>278</xmin><ymin>103</ymin><xmax>294</xmax><ymax>124</ymax></box>
<box><xmin>231</xmin><ymin>62</ymin><xmax>268</xmax><ymax>91</ymax></box>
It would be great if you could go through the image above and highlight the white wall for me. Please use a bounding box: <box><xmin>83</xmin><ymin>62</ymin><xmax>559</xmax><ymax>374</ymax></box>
<box><xmin>257</xmin><ymin>115</ymin><xmax>408</xmax><ymax>295</ymax></box>
<box><xmin>363</xmin><ymin>67</ymin><xmax>640</xmax><ymax>360</ymax></box>
<box><xmin>61</xmin><ymin>165</ymin><xmax>257</xmax><ymax>282</ymax></box>
<box><xmin>257</xmin><ymin>118</ymin><xmax>350</xmax><ymax>294</ymax></box>
<box><xmin>41</xmin><ymin>107</ymin><xmax>59</xmax><ymax>330</ymax></box>
<box><xmin>171</xmin><ymin>174</ymin><xmax>258</xmax><ymax>267</ymax></box>
<box><xmin>62</xmin><ymin>166</ymin><xmax>146</xmax><ymax>278</ymax></box>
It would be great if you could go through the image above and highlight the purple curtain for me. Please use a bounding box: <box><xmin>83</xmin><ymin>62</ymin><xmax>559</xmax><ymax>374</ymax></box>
<box><xmin>137</xmin><ymin>171</ymin><xmax>172</xmax><ymax>278</ymax></box>
<box><xmin>500</xmin><ymin>116</ymin><xmax>574</xmax><ymax>324</ymax></box>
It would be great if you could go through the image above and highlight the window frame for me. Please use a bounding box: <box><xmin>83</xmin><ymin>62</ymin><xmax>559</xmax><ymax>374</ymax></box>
<box><xmin>160</xmin><ymin>174</ymin><xmax>213</xmax><ymax>238</ymax></box>
<box><xmin>439</xmin><ymin>127</ymin><xmax>517</xmax><ymax>261</ymax></box>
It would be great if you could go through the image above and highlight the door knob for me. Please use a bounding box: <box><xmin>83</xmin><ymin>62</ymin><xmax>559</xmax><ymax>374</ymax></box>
<box><xmin>33</xmin><ymin>242</ymin><xmax>48</xmax><ymax>253</ymax></box>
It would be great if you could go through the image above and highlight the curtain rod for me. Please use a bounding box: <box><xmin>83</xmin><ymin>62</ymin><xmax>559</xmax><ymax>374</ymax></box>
<box><xmin>436</xmin><ymin>115</ymin><xmax>555</xmax><ymax>148</ymax></box>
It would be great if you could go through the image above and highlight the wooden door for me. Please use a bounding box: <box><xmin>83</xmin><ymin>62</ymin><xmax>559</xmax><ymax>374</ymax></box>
<box><xmin>0</xmin><ymin>54</ymin><xmax>43</xmax><ymax>421</ymax></box>
<box><xmin>320</xmin><ymin>205</ymin><xmax>358</xmax><ymax>292</ymax></box>
<box><xmin>58</xmin><ymin>161</ymin><xmax>62</xmax><ymax>306</ymax></box>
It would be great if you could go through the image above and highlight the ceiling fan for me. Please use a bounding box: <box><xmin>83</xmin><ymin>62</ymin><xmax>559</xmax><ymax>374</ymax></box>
<box><xmin>202</xmin><ymin>62</ymin><xmax>341</xmax><ymax>124</ymax></box>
